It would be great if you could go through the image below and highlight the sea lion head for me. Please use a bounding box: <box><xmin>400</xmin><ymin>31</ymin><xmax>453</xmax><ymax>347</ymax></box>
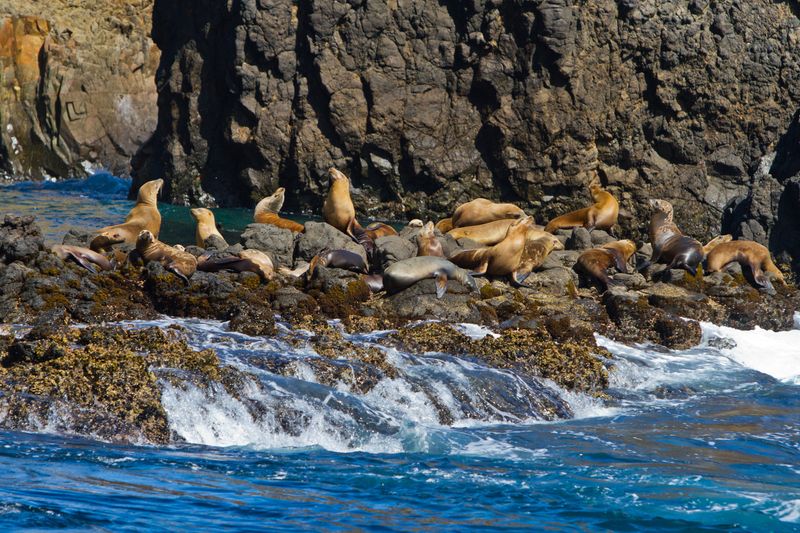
<box><xmin>136</xmin><ymin>229</ymin><xmax>155</xmax><ymax>248</ymax></box>
<box><xmin>509</xmin><ymin>215</ymin><xmax>535</xmax><ymax>233</ymax></box>
<box><xmin>254</xmin><ymin>187</ymin><xmax>286</xmax><ymax>216</ymax></box>
<box><xmin>419</xmin><ymin>221</ymin><xmax>435</xmax><ymax>236</ymax></box>
<box><xmin>501</xmin><ymin>204</ymin><xmax>526</xmax><ymax>220</ymax></box>
<box><xmin>546</xmin><ymin>233</ymin><xmax>565</xmax><ymax>251</ymax></box>
<box><xmin>604</xmin><ymin>239</ymin><xmax>636</xmax><ymax>258</ymax></box>
<box><xmin>408</xmin><ymin>219</ymin><xmax>424</xmax><ymax>228</ymax></box>
<box><xmin>190</xmin><ymin>207</ymin><xmax>215</xmax><ymax>224</ymax></box>
<box><xmin>137</xmin><ymin>179</ymin><xmax>164</xmax><ymax>205</ymax></box>
<box><xmin>328</xmin><ymin>168</ymin><xmax>350</xmax><ymax>183</ymax></box>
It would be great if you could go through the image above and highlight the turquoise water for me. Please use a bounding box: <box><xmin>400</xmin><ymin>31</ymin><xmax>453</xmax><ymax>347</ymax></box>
<box><xmin>0</xmin><ymin>175</ymin><xmax>799</xmax><ymax>531</ymax></box>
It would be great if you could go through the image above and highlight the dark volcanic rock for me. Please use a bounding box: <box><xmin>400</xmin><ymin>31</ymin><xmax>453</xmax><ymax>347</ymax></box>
<box><xmin>295</xmin><ymin>222</ymin><xmax>367</xmax><ymax>264</ymax></box>
<box><xmin>0</xmin><ymin>215</ymin><xmax>44</xmax><ymax>264</ymax></box>
<box><xmin>240</xmin><ymin>223</ymin><xmax>295</xmax><ymax>267</ymax></box>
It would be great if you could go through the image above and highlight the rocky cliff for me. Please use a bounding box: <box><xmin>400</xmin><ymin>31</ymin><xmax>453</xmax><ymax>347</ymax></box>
<box><xmin>136</xmin><ymin>0</ymin><xmax>800</xmax><ymax>268</ymax></box>
<box><xmin>0</xmin><ymin>0</ymin><xmax>159</xmax><ymax>180</ymax></box>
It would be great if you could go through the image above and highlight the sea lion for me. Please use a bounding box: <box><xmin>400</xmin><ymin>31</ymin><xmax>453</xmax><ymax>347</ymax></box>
<box><xmin>451</xmin><ymin>198</ymin><xmax>524</xmax><ymax>228</ymax></box>
<box><xmin>190</xmin><ymin>208</ymin><xmax>229</xmax><ymax>248</ymax></box>
<box><xmin>363</xmin><ymin>273</ymin><xmax>385</xmax><ymax>293</ymax></box>
<box><xmin>407</xmin><ymin>219</ymin><xmax>424</xmax><ymax>229</ymax></box>
<box><xmin>646</xmin><ymin>199</ymin><xmax>704</xmax><ymax>276</ymax></box>
<box><xmin>363</xmin><ymin>221</ymin><xmax>398</xmax><ymax>240</ymax></box>
<box><xmin>575</xmin><ymin>239</ymin><xmax>637</xmax><ymax>290</ymax></box>
<box><xmin>382</xmin><ymin>256</ymin><xmax>478</xmax><ymax>298</ymax></box>
<box><xmin>308</xmin><ymin>248</ymin><xmax>369</xmax><ymax>278</ymax></box>
<box><xmin>323</xmin><ymin>168</ymin><xmax>357</xmax><ymax>234</ymax></box>
<box><xmin>515</xmin><ymin>233</ymin><xmax>565</xmax><ymax>284</ymax></box>
<box><xmin>347</xmin><ymin>219</ymin><xmax>377</xmax><ymax>269</ymax></box>
<box><xmin>705</xmin><ymin>240</ymin><xmax>786</xmax><ymax>289</ymax></box>
<box><xmin>254</xmin><ymin>187</ymin><xmax>305</xmax><ymax>233</ymax></box>
<box><xmin>449</xmin><ymin>216</ymin><xmax>536</xmax><ymax>283</ymax></box>
<box><xmin>51</xmin><ymin>245</ymin><xmax>113</xmax><ymax>273</ymax></box>
<box><xmin>702</xmin><ymin>234</ymin><xmax>733</xmax><ymax>256</ymax></box>
<box><xmin>90</xmin><ymin>179</ymin><xmax>163</xmax><ymax>251</ymax></box>
<box><xmin>135</xmin><ymin>230</ymin><xmax>197</xmax><ymax>282</ymax></box>
<box><xmin>416</xmin><ymin>221</ymin><xmax>444</xmax><ymax>257</ymax></box>
<box><xmin>197</xmin><ymin>249</ymin><xmax>274</xmax><ymax>281</ymax></box>
<box><xmin>544</xmin><ymin>182</ymin><xmax>619</xmax><ymax>233</ymax></box>
<box><xmin>448</xmin><ymin>219</ymin><xmax>547</xmax><ymax>246</ymax></box>
<box><xmin>435</xmin><ymin>218</ymin><xmax>454</xmax><ymax>233</ymax></box>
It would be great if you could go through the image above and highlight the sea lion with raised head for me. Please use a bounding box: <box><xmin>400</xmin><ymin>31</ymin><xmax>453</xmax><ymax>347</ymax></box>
<box><xmin>705</xmin><ymin>240</ymin><xmax>786</xmax><ymax>290</ymax></box>
<box><xmin>645</xmin><ymin>199</ymin><xmax>704</xmax><ymax>276</ymax></box>
<box><xmin>416</xmin><ymin>221</ymin><xmax>444</xmax><ymax>257</ymax></box>
<box><xmin>135</xmin><ymin>230</ymin><xmax>197</xmax><ymax>282</ymax></box>
<box><xmin>51</xmin><ymin>245</ymin><xmax>113</xmax><ymax>273</ymax></box>
<box><xmin>190</xmin><ymin>208</ymin><xmax>229</xmax><ymax>248</ymax></box>
<box><xmin>545</xmin><ymin>182</ymin><xmax>619</xmax><ymax>233</ymax></box>
<box><xmin>254</xmin><ymin>187</ymin><xmax>305</xmax><ymax>233</ymax></box>
<box><xmin>323</xmin><ymin>168</ymin><xmax>357</xmax><ymax>235</ymax></box>
<box><xmin>451</xmin><ymin>198</ymin><xmax>525</xmax><ymax>228</ymax></box>
<box><xmin>702</xmin><ymin>234</ymin><xmax>733</xmax><ymax>256</ymax></box>
<box><xmin>90</xmin><ymin>179</ymin><xmax>163</xmax><ymax>251</ymax></box>
<box><xmin>575</xmin><ymin>239</ymin><xmax>637</xmax><ymax>290</ymax></box>
<box><xmin>308</xmin><ymin>248</ymin><xmax>369</xmax><ymax>278</ymax></box>
<box><xmin>382</xmin><ymin>256</ymin><xmax>478</xmax><ymax>298</ymax></box>
<box><xmin>448</xmin><ymin>216</ymin><xmax>536</xmax><ymax>283</ymax></box>
<box><xmin>514</xmin><ymin>233</ymin><xmax>565</xmax><ymax>284</ymax></box>
<box><xmin>448</xmin><ymin>218</ymin><xmax>547</xmax><ymax>246</ymax></box>
<box><xmin>197</xmin><ymin>249</ymin><xmax>274</xmax><ymax>281</ymax></box>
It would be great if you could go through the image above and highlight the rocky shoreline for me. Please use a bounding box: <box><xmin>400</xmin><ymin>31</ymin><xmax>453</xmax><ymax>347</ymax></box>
<box><xmin>0</xmin><ymin>213</ymin><xmax>795</xmax><ymax>444</ymax></box>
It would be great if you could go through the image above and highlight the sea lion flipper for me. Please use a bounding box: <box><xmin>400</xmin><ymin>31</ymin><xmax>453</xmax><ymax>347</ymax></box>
<box><xmin>70</xmin><ymin>252</ymin><xmax>98</xmax><ymax>274</ymax></box>
<box><xmin>510</xmin><ymin>270</ymin><xmax>530</xmax><ymax>286</ymax></box>
<box><xmin>434</xmin><ymin>272</ymin><xmax>448</xmax><ymax>299</ymax></box>
<box><xmin>607</xmin><ymin>249</ymin><xmax>628</xmax><ymax>273</ymax></box>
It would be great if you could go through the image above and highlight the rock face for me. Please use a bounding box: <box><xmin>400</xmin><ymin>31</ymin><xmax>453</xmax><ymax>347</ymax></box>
<box><xmin>0</xmin><ymin>1</ymin><xmax>159</xmax><ymax>180</ymax></box>
<box><xmin>134</xmin><ymin>0</ymin><xmax>800</xmax><ymax>247</ymax></box>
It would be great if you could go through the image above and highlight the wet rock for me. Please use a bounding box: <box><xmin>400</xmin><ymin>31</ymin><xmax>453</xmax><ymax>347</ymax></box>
<box><xmin>62</xmin><ymin>229</ymin><xmax>93</xmax><ymax>247</ymax></box>
<box><xmin>566</xmin><ymin>227</ymin><xmax>593</xmax><ymax>250</ymax></box>
<box><xmin>272</xmin><ymin>286</ymin><xmax>318</xmax><ymax>316</ymax></box>
<box><xmin>228</xmin><ymin>305</ymin><xmax>277</xmax><ymax>337</ymax></box>
<box><xmin>378</xmin><ymin>280</ymin><xmax>484</xmax><ymax>323</ymax></box>
<box><xmin>522</xmin><ymin>267</ymin><xmax>579</xmax><ymax>296</ymax></box>
<box><xmin>204</xmin><ymin>234</ymin><xmax>229</xmax><ymax>252</ymax></box>
<box><xmin>240</xmin><ymin>223</ymin><xmax>295</xmax><ymax>267</ymax></box>
<box><xmin>375</xmin><ymin>236</ymin><xmax>416</xmax><ymax>271</ymax></box>
<box><xmin>590</xmin><ymin>230</ymin><xmax>616</xmax><ymax>245</ymax></box>
<box><xmin>612</xmin><ymin>272</ymin><xmax>649</xmax><ymax>290</ymax></box>
<box><xmin>0</xmin><ymin>215</ymin><xmax>44</xmax><ymax>264</ymax></box>
<box><xmin>295</xmin><ymin>222</ymin><xmax>367</xmax><ymax>264</ymax></box>
<box><xmin>603</xmin><ymin>290</ymin><xmax>702</xmax><ymax>349</ymax></box>
<box><xmin>308</xmin><ymin>266</ymin><xmax>362</xmax><ymax>293</ymax></box>
<box><xmin>540</xmin><ymin>250</ymin><xmax>581</xmax><ymax>270</ymax></box>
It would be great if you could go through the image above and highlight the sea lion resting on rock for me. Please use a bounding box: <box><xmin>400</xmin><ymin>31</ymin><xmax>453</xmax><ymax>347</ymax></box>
<box><xmin>90</xmin><ymin>179</ymin><xmax>163</xmax><ymax>252</ymax></box>
<box><xmin>646</xmin><ymin>199</ymin><xmax>704</xmax><ymax>276</ymax></box>
<box><xmin>705</xmin><ymin>240</ymin><xmax>786</xmax><ymax>290</ymax></box>
<box><xmin>323</xmin><ymin>168</ymin><xmax>357</xmax><ymax>235</ymax></box>
<box><xmin>449</xmin><ymin>216</ymin><xmax>536</xmax><ymax>284</ymax></box>
<box><xmin>51</xmin><ymin>245</ymin><xmax>114</xmax><ymax>273</ymax></box>
<box><xmin>416</xmin><ymin>221</ymin><xmax>444</xmax><ymax>257</ymax></box>
<box><xmin>382</xmin><ymin>256</ymin><xmax>478</xmax><ymax>298</ymax></box>
<box><xmin>135</xmin><ymin>230</ymin><xmax>197</xmax><ymax>282</ymax></box>
<box><xmin>190</xmin><ymin>208</ymin><xmax>229</xmax><ymax>248</ymax></box>
<box><xmin>515</xmin><ymin>233</ymin><xmax>565</xmax><ymax>283</ymax></box>
<box><xmin>435</xmin><ymin>218</ymin><xmax>454</xmax><ymax>233</ymax></box>
<box><xmin>575</xmin><ymin>239</ymin><xmax>637</xmax><ymax>290</ymax></box>
<box><xmin>702</xmin><ymin>234</ymin><xmax>733</xmax><ymax>256</ymax></box>
<box><xmin>545</xmin><ymin>181</ymin><xmax>619</xmax><ymax>233</ymax></box>
<box><xmin>448</xmin><ymin>218</ymin><xmax>547</xmax><ymax>246</ymax></box>
<box><xmin>451</xmin><ymin>198</ymin><xmax>525</xmax><ymax>228</ymax></box>
<box><xmin>254</xmin><ymin>188</ymin><xmax>304</xmax><ymax>233</ymax></box>
<box><xmin>308</xmin><ymin>248</ymin><xmax>368</xmax><ymax>278</ymax></box>
<box><xmin>197</xmin><ymin>249</ymin><xmax>275</xmax><ymax>281</ymax></box>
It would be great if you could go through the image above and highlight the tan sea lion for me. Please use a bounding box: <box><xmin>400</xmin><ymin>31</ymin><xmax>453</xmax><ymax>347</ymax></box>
<box><xmin>197</xmin><ymin>249</ymin><xmax>274</xmax><ymax>281</ymax></box>
<box><xmin>407</xmin><ymin>219</ymin><xmax>424</xmax><ymax>229</ymax></box>
<box><xmin>382</xmin><ymin>256</ymin><xmax>478</xmax><ymax>298</ymax></box>
<box><xmin>448</xmin><ymin>219</ymin><xmax>547</xmax><ymax>246</ymax></box>
<box><xmin>451</xmin><ymin>198</ymin><xmax>525</xmax><ymax>228</ymax></box>
<box><xmin>514</xmin><ymin>233</ymin><xmax>565</xmax><ymax>283</ymax></box>
<box><xmin>416</xmin><ymin>221</ymin><xmax>444</xmax><ymax>257</ymax></box>
<box><xmin>363</xmin><ymin>221</ymin><xmax>398</xmax><ymax>241</ymax></box>
<box><xmin>545</xmin><ymin>182</ymin><xmax>619</xmax><ymax>233</ymax></box>
<box><xmin>254</xmin><ymin>187</ymin><xmax>305</xmax><ymax>233</ymax></box>
<box><xmin>575</xmin><ymin>239</ymin><xmax>637</xmax><ymax>289</ymax></box>
<box><xmin>90</xmin><ymin>179</ymin><xmax>164</xmax><ymax>251</ymax></box>
<box><xmin>323</xmin><ymin>168</ymin><xmax>357</xmax><ymax>234</ymax></box>
<box><xmin>135</xmin><ymin>230</ymin><xmax>197</xmax><ymax>282</ymax></box>
<box><xmin>435</xmin><ymin>218</ymin><xmax>454</xmax><ymax>233</ymax></box>
<box><xmin>190</xmin><ymin>208</ymin><xmax>229</xmax><ymax>248</ymax></box>
<box><xmin>51</xmin><ymin>245</ymin><xmax>113</xmax><ymax>273</ymax></box>
<box><xmin>702</xmin><ymin>234</ymin><xmax>733</xmax><ymax>256</ymax></box>
<box><xmin>705</xmin><ymin>240</ymin><xmax>786</xmax><ymax>289</ymax></box>
<box><xmin>646</xmin><ymin>199</ymin><xmax>704</xmax><ymax>276</ymax></box>
<box><xmin>449</xmin><ymin>216</ymin><xmax>535</xmax><ymax>283</ymax></box>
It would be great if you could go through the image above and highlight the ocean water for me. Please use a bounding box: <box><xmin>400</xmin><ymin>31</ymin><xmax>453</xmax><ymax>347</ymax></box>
<box><xmin>0</xmin><ymin>175</ymin><xmax>798</xmax><ymax>531</ymax></box>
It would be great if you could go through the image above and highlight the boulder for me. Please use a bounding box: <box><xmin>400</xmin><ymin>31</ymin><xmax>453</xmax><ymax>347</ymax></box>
<box><xmin>0</xmin><ymin>215</ymin><xmax>45</xmax><ymax>264</ymax></box>
<box><xmin>295</xmin><ymin>222</ymin><xmax>367</xmax><ymax>264</ymax></box>
<box><xmin>375</xmin><ymin>235</ymin><xmax>416</xmax><ymax>271</ymax></box>
<box><xmin>240</xmin><ymin>223</ymin><xmax>295</xmax><ymax>267</ymax></box>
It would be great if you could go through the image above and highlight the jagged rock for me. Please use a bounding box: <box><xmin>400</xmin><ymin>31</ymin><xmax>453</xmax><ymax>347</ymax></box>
<box><xmin>378</xmin><ymin>279</ymin><xmax>484</xmax><ymax>323</ymax></box>
<box><xmin>295</xmin><ymin>222</ymin><xmax>367</xmax><ymax>264</ymax></box>
<box><xmin>0</xmin><ymin>215</ymin><xmax>44</xmax><ymax>264</ymax></box>
<box><xmin>375</xmin><ymin>235</ymin><xmax>416</xmax><ymax>271</ymax></box>
<box><xmin>603</xmin><ymin>290</ymin><xmax>702</xmax><ymax>349</ymax></box>
<box><xmin>521</xmin><ymin>267</ymin><xmax>579</xmax><ymax>296</ymax></box>
<box><xmin>566</xmin><ymin>227</ymin><xmax>593</xmax><ymax>250</ymax></box>
<box><xmin>240</xmin><ymin>223</ymin><xmax>295</xmax><ymax>267</ymax></box>
<box><xmin>62</xmin><ymin>229</ymin><xmax>92</xmax><ymax>247</ymax></box>
<box><xmin>590</xmin><ymin>230</ymin><xmax>616</xmax><ymax>245</ymax></box>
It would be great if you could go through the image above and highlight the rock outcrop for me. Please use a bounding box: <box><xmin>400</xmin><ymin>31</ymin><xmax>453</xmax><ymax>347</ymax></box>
<box><xmin>134</xmin><ymin>0</ymin><xmax>800</xmax><ymax>252</ymax></box>
<box><xmin>0</xmin><ymin>1</ymin><xmax>159</xmax><ymax>180</ymax></box>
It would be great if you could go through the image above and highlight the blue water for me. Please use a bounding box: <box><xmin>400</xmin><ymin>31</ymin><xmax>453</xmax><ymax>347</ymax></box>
<box><xmin>0</xmin><ymin>175</ymin><xmax>799</xmax><ymax>531</ymax></box>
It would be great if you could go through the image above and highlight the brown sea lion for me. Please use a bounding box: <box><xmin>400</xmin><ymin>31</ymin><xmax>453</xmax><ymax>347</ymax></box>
<box><xmin>451</xmin><ymin>198</ymin><xmax>525</xmax><ymax>228</ymax></box>
<box><xmin>323</xmin><ymin>168</ymin><xmax>357</xmax><ymax>235</ymax></box>
<box><xmin>646</xmin><ymin>199</ymin><xmax>704</xmax><ymax>276</ymax></box>
<box><xmin>575</xmin><ymin>239</ymin><xmax>637</xmax><ymax>289</ymax></box>
<box><xmin>308</xmin><ymin>248</ymin><xmax>368</xmax><ymax>278</ymax></box>
<box><xmin>363</xmin><ymin>221</ymin><xmax>398</xmax><ymax>240</ymax></box>
<box><xmin>705</xmin><ymin>240</ymin><xmax>786</xmax><ymax>289</ymax></box>
<box><xmin>448</xmin><ymin>219</ymin><xmax>547</xmax><ymax>246</ymax></box>
<box><xmin>416</xmin><ymin>221</ymin><xmax>444</xmax><ymax>258</ymax></box>
<box><xmin>435</xmin><ymin>218</ymin><xmax>454</xmax><ymax>233</ymax></box>
<box><xmin>190</xmin><ymin>208</ymin><xmax>229</xmax><ymax>248</ymax></box>
<box><xmin>254</xmin><ymin>187</ymin><xmax>305</xmax><ymax>233</ymax></box>
<box><xmin>514</xmin><ymin>233</ymin><xmax>565</xmax><ymax>284</ymax></box>
<box><xmin>135</xmin><ymin>230</ymin><xmax>197</xmax><ymax>282</ymax></box>
<box><xmin>90</xmin><ymin>179</ymin><xmax>163</xmax><ymax>251</ymax></box>
<box><xmin>702</xmin><ymin>234</ymin><xmax>733</xmax><ymax>256</ymax></box>
<box><xmin>51</xmin><ymin>245</ymin><xmax>113</xmax><ymax>273</ymax></box>
<box><xmin>382</xmin><ymin>256</ymin><xmax>478</xmax><ymax>298</ymax></box>
<box><xmin>545</xmin><ymin>182</ymin><xmax>619</xmax><ymax>233</ymax></box>
<box><xmin>197</xmin><ymin>249</ymin><xmax>274</xmax><ymax>281</ymax></box>
<box><xmin>449</xmin><ymin>216</ymin><xmax>535</xmax><ymax>283</ymax></box>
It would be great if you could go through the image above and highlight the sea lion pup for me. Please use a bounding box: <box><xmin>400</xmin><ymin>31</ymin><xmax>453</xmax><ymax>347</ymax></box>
<box><xmin>416</xmin><ymin>221</ymin><xmax>444</xmax><ymax>257</ymax></box>
<box><xmin>705</xmin><ymin>240</ymin><xmax>786</xmax><ymax>289</ymax></box>
<box><xmin>448</xmin><ymin>216</ymin><xmax>535</xmax><ymax>283</ymax></box>
<box><xmin>308</xmin><ymin>248</ymin><xmax>369</xmax><ymax>278</ymax></box>
<box><xmin>544</xmin><ymin>181</ymin><xmax>619</xmax><ymax>233</ymax></box>
<box><xmin>254</xmin><ymin>187</ymin><xmax>305</xmax><ymax>233</ymax></box>
<box><xmin>515</xmin><ymin>233</ymin><xmax>565</xmax><ymax>283</ymax></box>
<box><xmin>451</xmin><ymin>198</ymin><xmax>525</xmax><ymax>228</ymax></box>
<box><xmin>702</xmin><ymin>234</ymin><xmax>733</xmax><ymax>256</ymax></box>
<box><xmin>90</xmin><ymin>178</ymin><xmax>164</xmax><ymax>251</ymax></box>
<box><xmin>575</xmin><ymin>239</ymin><xmax>637</xmax><ymax>290</ymax></box>
<box><xmin>448</xmin><ymin>219</ymin><xmax>547</xmax><ymax>246</ymax></box>
<box><xmin>435</xmin><ymin>218</ymin><xmax>454</xmax><ymax>233</ymax></box>
<box><xmin>197</xmin><ymin>249</ymin><xmax>274</xmax><ymax>281</ymax></box>
<box><xmin>323</xmin><ymin>168</ymin><xmax>357</xmax><ymax>234</ymax></box>
<box><xmin>646</xmin><ymin>199</ymin><xmax>704</xmax><ymax>276</ymax></box>
<box><xmin>382</xmin><ymin>256</ymin><xmax>478</xmax><ymax>298</ymax></box>
<box><xmin>51</xmin><ymin>245</ymin><xmax>113</xmax><ymax>273</ymax></box>
<box><xmin>190</xmin><ymin>208</ymin><xmax>229</xmax><ymax>248</ymax></box>
<box><xmin>135</xmin><ymin>230</ymin><xmax>197</xmax><ymax>282</ymax></box>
